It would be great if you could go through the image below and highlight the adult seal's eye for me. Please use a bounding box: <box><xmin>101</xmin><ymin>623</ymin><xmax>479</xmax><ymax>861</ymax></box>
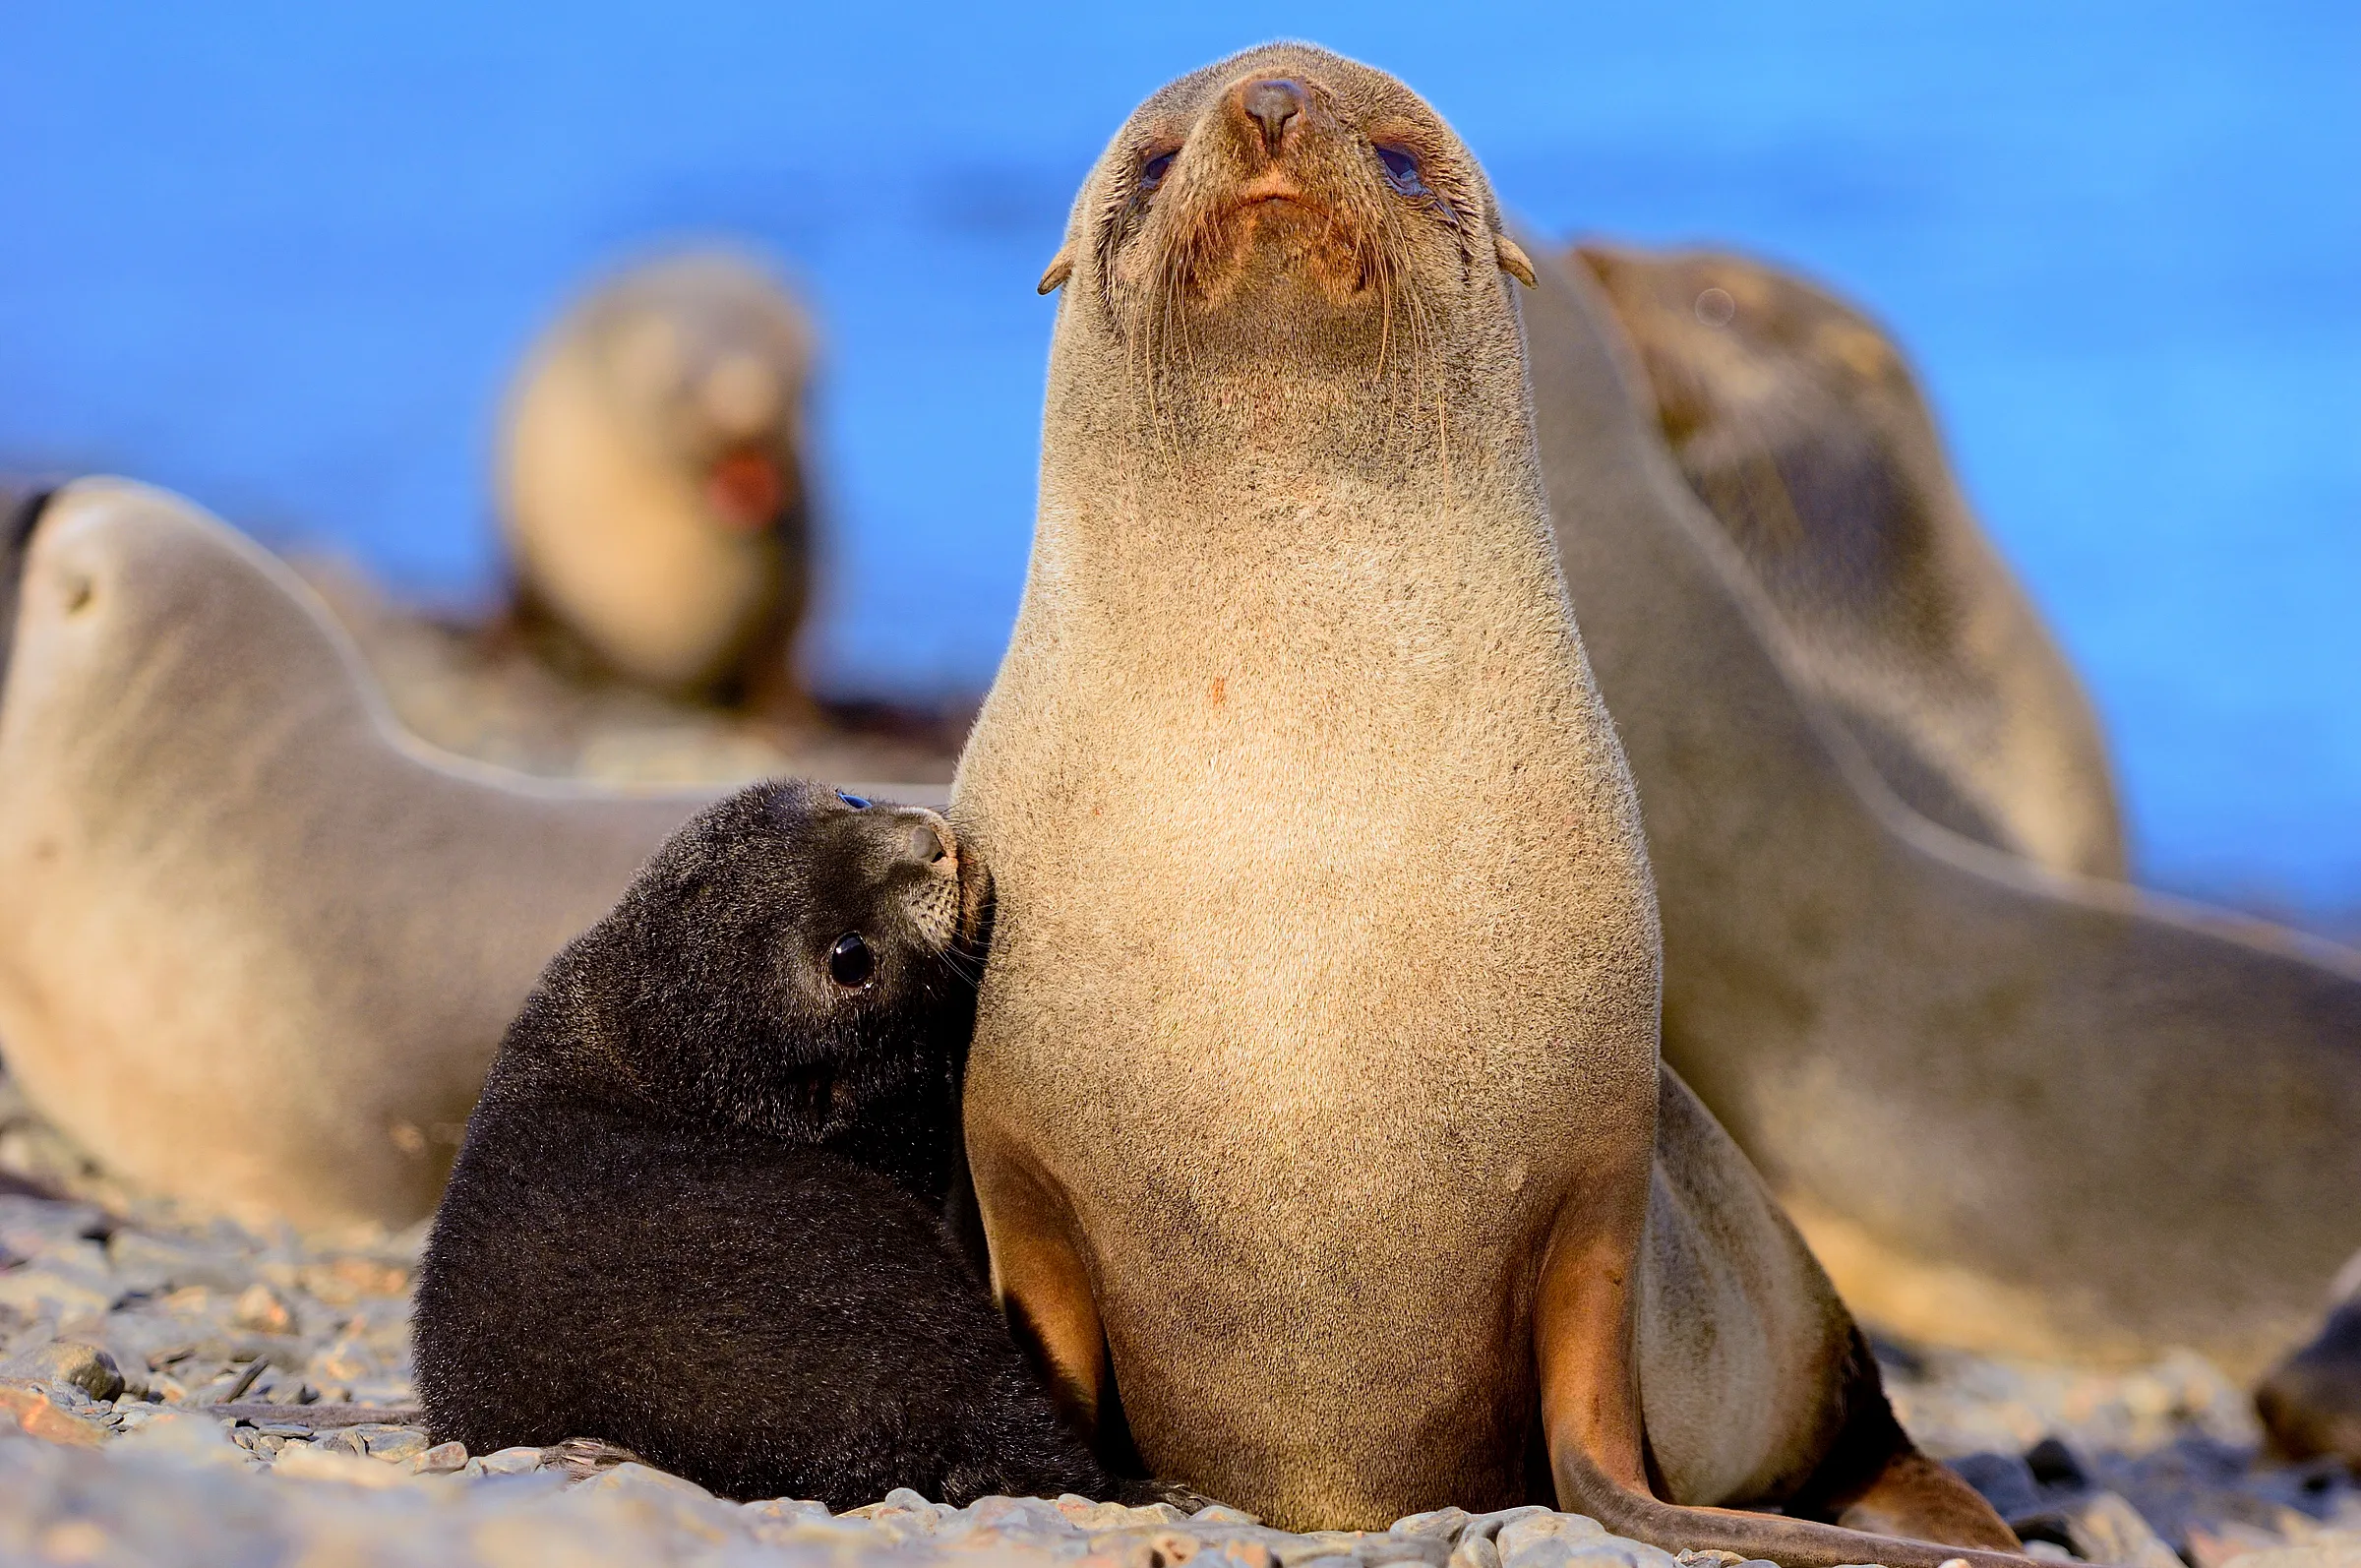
<box><xmin>828</xmin><ymin>933</ymin><xmax>875</xmax><ymax>990</ymax></box>
<box><xmin>1374</xmin><ymin>146</ymin><xmax>1424</xmax><ymax>196</ymax></box>
<box><xmin>1139</xmin><ymin>150</ymin><xmax>1177</xmax><ymax>190</ymax></box>
<box><xmin>836</xmin><ymin>792</ymin><xmax>871</xmax><ymax>810</ymax></box>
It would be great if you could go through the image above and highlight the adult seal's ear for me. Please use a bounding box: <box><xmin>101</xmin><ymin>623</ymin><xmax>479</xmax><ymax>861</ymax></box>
<box><xmin>1495</xmin><ymin>233</ymin><xmax>1538</xmax><ymax>287</ymax></box>
<box><xmin>0</xmin><ymin>485</ymin><xmax>57</xmax><ymax>710</ymax></box>
<box><xmin>1037</xmin><ymin>244</ymin><xmax>1075</xmax><ymax>296</ymax></box>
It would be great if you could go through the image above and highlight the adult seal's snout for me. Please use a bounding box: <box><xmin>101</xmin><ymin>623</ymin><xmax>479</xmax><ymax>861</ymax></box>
<box><xmin>1239</xmin><ymin>78</ymin><xmax>1305</xmax><ymax>153</ymax></box>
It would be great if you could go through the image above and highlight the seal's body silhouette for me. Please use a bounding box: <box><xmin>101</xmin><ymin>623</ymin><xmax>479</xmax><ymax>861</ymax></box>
<box><xmin>415</xmin><ymin>781</ymin><xmax>1111</xmax><ymax>1508</ymax></box>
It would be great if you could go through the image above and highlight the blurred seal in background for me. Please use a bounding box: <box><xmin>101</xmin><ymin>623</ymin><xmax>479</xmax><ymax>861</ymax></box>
<box><xmin>498</xmin><ymin>251</ymin><xmax>817</xmax><ymax>719</ymax></box>
<box><xmin>1527</xmin><ymin>241</ymin><xmax>2361</xmax><ymax>1373</ymax></box>
<box><xmin>0</xmin><ymin>478</ymin><xmax>709</xmax><ymax>1228</ymax></box>
<box><xmin>1575</xmin><ymin>242</ymin><xmax>2125</xmax><ymax>880</ymax></box>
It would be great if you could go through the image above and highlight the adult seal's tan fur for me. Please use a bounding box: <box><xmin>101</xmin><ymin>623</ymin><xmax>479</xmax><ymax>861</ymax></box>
<box><xmin>499</xmin><ymin>252</ymin><xmax>817</xmax><ymax>712</ymax></box>
<box><xmin>1520</xmin><ymin>244</ymin><xmax>2361</xmax><ymax>1367</ymax></box>
<box><xmin>1574</xmin><ymin>243</ymin><xmax>2125</xmax><ymax>880</ymax></box>
<box><xmin>954</xmin><ymin>45</ymin><xmax>2020</xmax><ymax>1564</ymax></box>
<box><xmin>0</xmin><ymin>480</ymin><xmax>708</xmax><ymax>1228</ymax></box>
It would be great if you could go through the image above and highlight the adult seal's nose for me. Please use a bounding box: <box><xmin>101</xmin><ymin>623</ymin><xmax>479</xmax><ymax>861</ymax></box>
<box><xmin>1240</xmin><ymin>78</ymin><xmax>1305</xmax><ymax>154</ymax></box>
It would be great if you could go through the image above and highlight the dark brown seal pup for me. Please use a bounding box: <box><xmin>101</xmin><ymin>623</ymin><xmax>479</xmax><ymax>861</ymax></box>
<box><xmin>1574</xmin><ymin>242</ymin><xmax>2125</xmax><ymax>880</ymax></box>
<box><xmin>954</xmin><ymin>42</ymin><xmax>2021</xmax><ymax>1566</ymax></box>
<box><xmin>1521</xmin><ymin>239</ymin><xmax>2361</xmax><ymax>1367</ymax></box>
<box><xmin>414</xmin><ymin>779</ymin><xmax>1131</xmax><ymax>1507</ymax></box>
<box><xmin>0</xmin><ymin>479</ymin><xmax>710</xmax><ymax>1226</ymax></box>
<box><xmin>498</xmin><ymin>252</ymin><xmax>817</xmax><ymax>716</ymax></box>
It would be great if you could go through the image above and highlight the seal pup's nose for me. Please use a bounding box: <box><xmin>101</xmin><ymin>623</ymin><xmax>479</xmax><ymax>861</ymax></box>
<box><xmin>897</xmin><ymin>813</ymin><xmax>958</xmax><ymax>876</ymax></box>
<box><xmin>1239</xmin><ymin>78</ymin><xmax>1306</xmax><ymax>155</ymax></box>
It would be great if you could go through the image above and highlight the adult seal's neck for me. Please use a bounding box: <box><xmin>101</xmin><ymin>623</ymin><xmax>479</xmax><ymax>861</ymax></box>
<box><xmin>1026</xmin><ymin>314</ymin><xmax>1570</xmax><ymax>662</ymax></box>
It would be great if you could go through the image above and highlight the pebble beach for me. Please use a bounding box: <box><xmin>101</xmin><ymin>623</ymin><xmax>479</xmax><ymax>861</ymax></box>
<box><xmin>5</xmin><ymin>1068</ymin><xmax>2358</xmax><ymax>1568</ymax></box>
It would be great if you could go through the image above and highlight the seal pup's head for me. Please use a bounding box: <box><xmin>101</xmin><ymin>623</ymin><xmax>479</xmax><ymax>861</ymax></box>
<box><xmin>499</xmin><ymin>252</ymin><xmax>817</xmax><ymax>698</ymax></box>
<box><xmin>536</xmin><ymin>779</ymin><xmax>986</xmax><ymax>1148</ymax></box>
<box><xmin>1039</xmin><ymin>42</ymin><xmax>1537</xmax><ymax>461</ymax></box>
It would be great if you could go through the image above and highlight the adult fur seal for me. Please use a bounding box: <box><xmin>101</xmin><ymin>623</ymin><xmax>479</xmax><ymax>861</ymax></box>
<box><xmin>0</xmin><ymin>479</ymin><xmax>710</xmax><ymax>1227</ymax></box>
<box><xmin>415</xmin><ymin>779</ymin><xmax>1124</xmax><ymax>1507</ymax></box>
<box><xmin>1520</xmin><ymin>243</ymin><xmax>2361</xmax><ymax>1365</ymax></box>
<box><xmin>1574</xmin><ymin>243</ymin><xmax>2124</xmax><ymax>880</ymax></box>
<box><xmin>499</xmin><ymin>252</ymin><xmax>817</xmax><ymax>713</ymax></box>
<box><xmin>954</xmin><ymin>44</ymin><xmax>2021</xmax><ymax>1564</ymax></box>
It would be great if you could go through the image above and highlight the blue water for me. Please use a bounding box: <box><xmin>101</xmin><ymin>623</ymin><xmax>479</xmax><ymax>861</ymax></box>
<box><xmin>3</xmin><ymin>2</ymin><xmax>2355</xmax><ymax>910</ymax></box>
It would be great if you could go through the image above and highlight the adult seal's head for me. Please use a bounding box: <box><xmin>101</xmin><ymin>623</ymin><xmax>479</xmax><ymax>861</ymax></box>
<box><xmin>499</xmin><ymin>252</ymin><xmax>817</xmax><ymax>711</ymax></box>
<box><xmin>1574</xmin><ymin>244</ymin><xmax>2125</xmax><ymax>880</ymax></box>
<box><xmin>1033</xmin><ymin>43</ymin><xmax>1540</xmax><ymax>468</ymax></box>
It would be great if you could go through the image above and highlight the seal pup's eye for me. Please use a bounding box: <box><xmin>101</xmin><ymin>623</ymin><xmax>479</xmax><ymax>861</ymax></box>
<box><xmin>1138</xmin><ymin>150</ymin><xmax>1177</xmax><ymax>190</ymax></box>
<box><xmin>827</xmin><ymin>933</ymin><xmax>876</xmax><ymax>990</ymax></box>
<box><xmin>836</xmin><ymin>792</ymin><xmax>871</xmax><ymax>810</ymax></box>
<box><xmin>1374</xmin><ymin>146</ymin><xmax>1425</xmax><ymax>197</ymax></box>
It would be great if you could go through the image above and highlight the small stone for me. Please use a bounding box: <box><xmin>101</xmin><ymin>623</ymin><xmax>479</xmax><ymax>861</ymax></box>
<box><xmin>476</xmin><ymin>1445</ymin><xmax>542</xmax><ymax>1475</ymax></box>
<box><xmin>355</xmin><ymin>1424</ymin><xmax>429</xmax><ymax>1462</ymax></box>
<box><xmin>1395</xmin><ymin>1508</ymin><xmax>1474</xmax><ymax>1541</ymax></box>
<box><xmin>0</xmin><ymin>1383</ymin><xmax>107</xmax><ymax>1447</ymax></box>
<box><xmin>1459</xmin><ymin>1510</ymin><xmax>1554</xmax><ymax>1545</ymax></box>
<box><xmin>573</xmin><ymin>1461</ymin><xmax>716</xmax><ymax>1502</ymax></box>
<box><xmin>272</xmin><ymin>1440</ymin><xmax>410</xmax><ymax>1488</ymax></box>
<box><xmin>1948</xmin><ymin>1451</ymin><xmax>2041</xmax><ymax>1520</ymax></box>
<box><xmin>1449</xmin><ymin>1537</ymin><xmax>1504</xmax><ymax>1568</ymax></box>
<box><xmin>2023</xmin><ymin>1436</ymin><xmax>2087</xmax><ymax>1488</ymax></box>
<box><xmin>316</xmin><ymin>1426</ymin><xmax>367</xmax><ymax>1458</ymax></box>
<box><xmin>229</xmin><ymin>1282</ymin><xmax>296</xmax><ymax>1336</ymax></box>
<box><xmin>1197</xmin><ymin>1506</ymin><xmax>1264</xmax><ymax>1526</ymax></box>
<box><xmin>0</xmin><ymin>1340</ymin><xmax>124</xmax><ymax>1402</ymax></box>
<box><xmin>408</xmin><ymin>1440</ymin><xmax>467</xmax><ymax>1475</ymax></box>
<box><xmin>2063</xmin><ymin>1491</ymin><xmax>2182</xmax><ymax>1568</ymax></box>
<box><xmin>973</xmin><ymin>1495</ymin><xmax>1075</xmax><ymax>1533</ymax></box>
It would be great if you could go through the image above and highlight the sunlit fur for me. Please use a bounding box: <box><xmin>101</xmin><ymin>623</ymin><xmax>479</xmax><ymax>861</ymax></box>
<box><xmin>954</xmin><ymin>43</ymin><xmax>2012</xmax><ymax>1558</ymax></box>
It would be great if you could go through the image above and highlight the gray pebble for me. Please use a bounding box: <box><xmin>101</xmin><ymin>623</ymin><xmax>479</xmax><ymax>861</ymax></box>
<box><xmin>0</xmin><ymin>1338</ymin><xmax>125</xmax><ymax>1401</ymax></box>
<box><xmin>408</xmin><ymin>1440</ymin><xmax>467</xmax><ymax>1476</ymax></box>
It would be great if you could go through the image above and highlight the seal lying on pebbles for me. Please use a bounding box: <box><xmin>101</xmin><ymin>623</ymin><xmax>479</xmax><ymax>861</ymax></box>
<box><xmin>499</xmin><ymin>251</ymin><xmax>817</xmax><ymax>714</ymax></box>
<box><xmin>956</xmin><ymin>43</ymin><xmax>2019</xmax><ymax>1563</ymax></box>
<box><xmin>0</xmin><ymin>479</ymin><xmax>709</xmax><ymax>1227</ymax></box>
<box><xmin>1522</xmin><ymin>243</ymin><xmax>2361</xmax><ymax>1365</ymax></box>
<box><xmin>1573</xmin><ymin>243</ymin><xmax>2125</xmax><ymax>880</ymax></box>
<box><xmin>414</xmin><ymin>780</ymin><xmax>1125</xmax><ymax>1508</ymax></box>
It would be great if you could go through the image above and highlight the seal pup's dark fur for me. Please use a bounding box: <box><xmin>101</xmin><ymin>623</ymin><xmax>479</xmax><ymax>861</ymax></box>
<box><xmin>412</xmin><ymin>778</ymin><xmax>1112</xmax><ymax>1506</ymax></box>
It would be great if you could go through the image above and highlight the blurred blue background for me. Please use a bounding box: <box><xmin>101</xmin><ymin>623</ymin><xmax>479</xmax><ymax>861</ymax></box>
<box><xmin>2</xmin><ymin>1</ymin><xmax>2354</xmax><ymax>915</ymax></box>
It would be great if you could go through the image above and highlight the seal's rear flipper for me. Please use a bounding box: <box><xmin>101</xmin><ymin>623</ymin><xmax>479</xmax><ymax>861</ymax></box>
<box><xmin>0</xmin><ymin>485</ymin><xmax>61</xmax><ymax>707</ymax></box>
